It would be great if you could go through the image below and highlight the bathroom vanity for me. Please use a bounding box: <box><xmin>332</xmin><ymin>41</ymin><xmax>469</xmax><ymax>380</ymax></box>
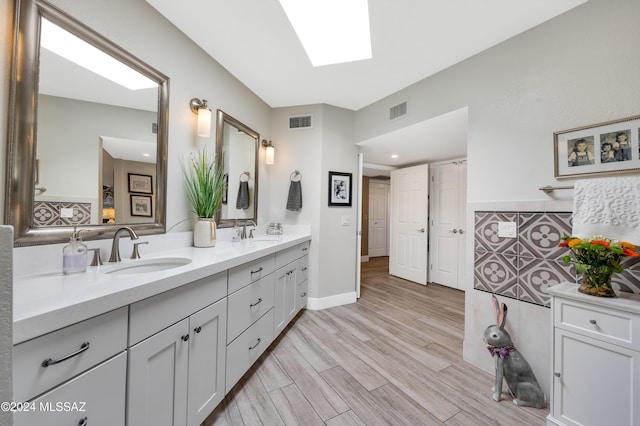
<box><xmin>12</xmin><ymin>232</ymin><xmax>311</xmax><ymax>426</ymax></box>
<box><xmin>547</xmin><ymin>283</ymin><xmax>640</xmax><ymax>426</ymax></box>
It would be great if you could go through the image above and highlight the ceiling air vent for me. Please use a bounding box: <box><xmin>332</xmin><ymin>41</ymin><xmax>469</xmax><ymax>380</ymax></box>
<box><xmin>389</xmin><ymin>101</ymin><xmax>407</xmax><ymax>120</ymax></box>
<box><xmin>289</xmin><ymin>115</ymin><xmax>313</xmax><ymax>129</ymax></box>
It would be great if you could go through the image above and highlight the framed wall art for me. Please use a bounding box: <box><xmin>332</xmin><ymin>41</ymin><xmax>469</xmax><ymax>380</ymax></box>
<box><xmin>128</xmin><ymin>173</ymin><xmax>153</xmax><ymax>194</ymax></box>
<box><xmin>130</xmin><ymin>195</ymin><xmax>152</xmax><ymax>217</ymax></box>
<box><xmin>328</xmin><ymin>171</ymin><xmax>352</xmax><ymax>207</ymax></box>
<box><xmin>554</xmin><ymin>114</ymin><xmax>640</xmax><ymax>178</ymax></box>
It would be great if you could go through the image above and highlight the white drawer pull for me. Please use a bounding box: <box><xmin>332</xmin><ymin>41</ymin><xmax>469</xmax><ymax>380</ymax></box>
<box><xmin>250</xmin><ymin>298</ymin><xmax>263</xmax><ymax>308</ymax></box>
<box><xmin>250</xmin><ymin>267</ymin><xmax>263</xmax><ymax>275</ymax></box>
<box><xmin>589</xmin><ymin>319</ymin><xmax>597</xmax><ymax>325</ymax></box>
<box><xmin>249</xmin><ymin>338</ymin><xmax>262</xmax><ymax>350</ymax></box>
<box><xmin>41</xmin><ymin>342</ymin><xmax>90</xmax><ymax>367</ymax></box>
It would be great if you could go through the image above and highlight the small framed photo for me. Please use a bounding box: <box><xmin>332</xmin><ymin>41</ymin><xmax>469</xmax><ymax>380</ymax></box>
<box><xmin>128</xmin><ymin>173</ymin><xmax>153</xmax><ymax>194</ymax></box>
<box><xmin>130</xmin><ymin>195</ymin><xmax>152</xmax><ymax>217</ymax></box>
<box><xmin>554</xmin><ymin>114</ymin><xmax>640</xmax><ymax>179</ymax></box>
<box><xmin>328</xmin><ymin>171</ymin><xmax>352</xmax><ymax>207</ymax></box>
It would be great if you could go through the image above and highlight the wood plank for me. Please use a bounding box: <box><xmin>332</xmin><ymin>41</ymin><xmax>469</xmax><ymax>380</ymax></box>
<box><xmin>269</xmin><ymin>384</ymin><xmax>325</xmax><ymax>426</ymax></box>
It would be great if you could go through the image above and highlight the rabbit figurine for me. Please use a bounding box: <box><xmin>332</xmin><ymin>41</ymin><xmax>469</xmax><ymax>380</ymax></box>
<box><xmin>483</xmin><ymin>295</ymin><xmax>546</xmax><ymax>408</ymax></box>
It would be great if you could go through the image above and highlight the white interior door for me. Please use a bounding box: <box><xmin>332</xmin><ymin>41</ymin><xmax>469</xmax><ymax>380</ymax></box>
<box><xmin>368</xmin><ymin>181</ymin><xmax>389</xmax><ymax>257</ymax></box>
<box><xmin>389</xmin><ymin>165</ymin><xmax>429</xmax><ymax>285</ymax></box>
<box><xmin>356</xmin><ymin>153</ymin><xmax>363</xmax><ymax>298</ymax></box>
<box><xmin>429</xmin><ymin>160</ymin><xmax>466</xmax><ymax>290</ymax></box>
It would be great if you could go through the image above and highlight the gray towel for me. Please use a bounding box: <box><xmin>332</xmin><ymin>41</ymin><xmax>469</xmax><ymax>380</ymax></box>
<box><xmin>236</xmin><ymin>181</ymin><xmax>249</xmax><ymax>209</ymax></box>
<box><xmin>286</xmin><ymin>180</ymin><xmax>302</xmax><ymax>211</ymax></box>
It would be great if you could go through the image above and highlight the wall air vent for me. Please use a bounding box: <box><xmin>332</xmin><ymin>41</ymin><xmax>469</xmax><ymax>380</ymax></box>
<box><xmin>289</xmin><ymin>115</ymin><xmax>313</xmax><ymax>129</ymax></box>
<box><xmin>389</xmin><ymin>101</ymin><xmax>408</xmax><ymax>120</ymax></box>
<box><xmin>152</xmin><ymin>122</ymin><xmax>158</xmax><ymax>134</ymax></box>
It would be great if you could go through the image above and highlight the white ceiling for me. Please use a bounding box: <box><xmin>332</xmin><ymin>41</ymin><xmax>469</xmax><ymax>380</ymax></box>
<box><xmin>145</xmin><ymin>0</ymin><xmax>585</xmax><ymax>173</ymax></box>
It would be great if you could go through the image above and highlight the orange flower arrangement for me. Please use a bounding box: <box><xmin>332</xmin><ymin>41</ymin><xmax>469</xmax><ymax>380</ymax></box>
<box><xmin>559</xmin><ymin>235</ymin><xmax>639</xmax><ymax>296</ymax></box>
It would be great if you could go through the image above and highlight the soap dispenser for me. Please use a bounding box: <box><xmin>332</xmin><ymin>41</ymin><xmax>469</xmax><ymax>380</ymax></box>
<box><xmin>62</xmin><ymin>226</ymin><xmax>88</xmax><ymax>275</ymax></box>
<box><xmin>232</xmin><ymin>219</ymin><xmax>241</xmax><ymax>242</ymax></box>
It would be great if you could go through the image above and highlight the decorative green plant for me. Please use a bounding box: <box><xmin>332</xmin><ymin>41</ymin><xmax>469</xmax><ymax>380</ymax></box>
<box><xmin>181</xmin><ymin>146</ymin><xmax>225</xmax><ymax>218</ymax></box>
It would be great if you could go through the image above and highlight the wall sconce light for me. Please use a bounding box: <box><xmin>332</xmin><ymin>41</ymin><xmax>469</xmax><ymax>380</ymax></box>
<box><xmin>102</xmin><ymin>207</ymin><xmax>115</xmax><ymax>224</ymax></box>
<box><xmin>262</xmin><ymin>140</ymin><xmax>275</xmax><ymax>165</ymax></box>
<box><xmin>189</xmin><ymin>98</ymin><xmax>212</xmax><ymax>137</ymax></box>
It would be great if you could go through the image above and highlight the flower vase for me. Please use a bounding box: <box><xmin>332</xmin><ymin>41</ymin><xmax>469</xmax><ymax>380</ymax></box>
<box><xmin>578</xmin><ymin>265</ymin><xmax>616</xmax><ymax>297</ymax></box>
<box><xmin>193</xmin><ymin>218</ymin><xmax>217</xmax><ymax>247</ymax></box>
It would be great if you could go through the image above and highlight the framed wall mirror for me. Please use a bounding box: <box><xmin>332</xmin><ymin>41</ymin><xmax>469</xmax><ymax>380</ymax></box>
<box><xmin>6</xmin><ymin>0</ymin><xmax>169</xmax><ymax>246</ymax></box>
<box><xmin>215</xmin><ymin>110</ymin><xmax>259</xmax><ymax>228</ymax></box>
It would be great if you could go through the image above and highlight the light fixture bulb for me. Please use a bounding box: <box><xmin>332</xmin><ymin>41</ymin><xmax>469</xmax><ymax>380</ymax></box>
<box><xmin>265</xmin><ymin>145</ymin><xmax>275</xmax><ymax>165</ymax></box>
<box><xmin>197</xmin><ymin>106</ymin><xmax>211</xmax><ymax>138</ymax></box>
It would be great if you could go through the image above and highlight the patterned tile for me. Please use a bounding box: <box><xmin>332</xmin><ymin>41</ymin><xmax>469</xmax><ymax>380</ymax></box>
<box><xmin>474</xmin><ymin>212</ymin><xmax>518</xmax><ymax>255</ymax></box>
<box><xmin>518</xmin><ymin>258</ymin><xmax>575</xmax><ymax>307</ymax></box>
<box><xmin>614</xmin><ymin>270</ymin><xmax>640</xmax><ymax>294</ymax></box>
<box><xmin>60</xmin><ymin>203</ymin><xmax>91</xmax><ymax>225</ymax></box>
<box><xmin>32</xmin><ymin>201</ymin><xmax>92</xmax><ymax>226</ymax></box>
<box><xmin>473</xmin><ymin>251</ymin><xmax>518</xmax><ymax>299</ymax></box>
<box><xmin>518</xmin><ymin>212</ymin><xmax>572</xmax><ymax>260</ymax></box>
<box><xmin>33</xmin><ymin>202</ymin><xmax>58</xmax><ymax>226</ymax></box>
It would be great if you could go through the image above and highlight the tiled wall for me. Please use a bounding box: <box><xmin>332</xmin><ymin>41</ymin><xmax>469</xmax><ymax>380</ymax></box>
<box><xmin>474</xmin><ymin>211</ymin><xmax>640</xmax><ymax>308</ymax></box>
<box><xmin>33</xmin><ymin>202</ymin><xmax>92</xmax><ymax>226</ymax></box>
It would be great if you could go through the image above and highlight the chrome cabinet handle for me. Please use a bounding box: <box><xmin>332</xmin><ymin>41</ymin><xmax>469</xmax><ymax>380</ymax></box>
<box><xmin>554</xmin><ymin>372</ymin><xmax>561</xmax><ymax>378</ymax></box>
<box><xmin>78</xmin><ymin>417</ymin><xmax>88</xmax><ymax>426</ymax></box>
<box><xmin>250</xmin><ymin>267</ymin><xmax>263</xmax><ymax>275</ymax></box>
<box><xmin>42</xmin><ymin>342</ymin><xmax>90</xmax><ymax>367</ymax></box>
<box><xmin>458</xmin><ymin>229</ymin><xmax>464</xmax><ymax>234</ymax></box>
<box><xmin>589</xmin><ymin>319</ymin><xmax>597</xmax><ymax>325</ymax></box>
<box><xmin>301</xmin><ymin>292</ymin><xmax>307</xmax><ymax>297</ymax></box>
<box><xmin>417</xmin><ymin>228</ymin><xmax>425</xmax><ymax>233</ymax></box>
<box><xmin>451</xmin><ymin>229</ymin><xmax>458</xmax><ymax>233</ymax></box>
<box><xmin>250</xmin><ymin>298</ymin><xmax>263</xmax><ymax>307</ymax></box>
<box><xmin>249</xmin><ymin>338</ymin><xmax>262</xmax><ymax>350</ymax></box>
<box><xmin>181</xmin><ymin>334</ymin><xmax>189</xmax><ymax>342</ymax></box>
<box><xmin>194</xmin><ymin>326</ymin><xmax>202</xmax><ymax>334</ymax></box>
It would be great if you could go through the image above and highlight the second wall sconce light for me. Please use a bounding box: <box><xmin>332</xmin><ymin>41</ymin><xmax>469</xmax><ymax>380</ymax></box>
<box><xmin>262</xmin><ymin>140</ymin><xmax>275</xmax><ymax>165</ymax></box>
<box><xmin>189</xmin><ymin>98</ymin><xmax>212</xmax><ymax>138</ymax></box>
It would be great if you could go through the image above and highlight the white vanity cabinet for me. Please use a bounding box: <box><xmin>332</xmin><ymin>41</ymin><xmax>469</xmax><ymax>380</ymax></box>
<box><xmin>13</xmin><ymin>307</ymin><xmax>128</xmax><ymax>426</ymax></box>
<box><xmin>548</xmin><ymin>284</ymin><xmax>640</xmax><ymax>426</ymax></box>
<box><xmin>274</xmin><ymin>241</ymin><xmax>310</xmax><ymax>335</ymax></box>
<box><xmin>127</xmin><ymin>272</ymin><xmax>227</xmax><ymax>426</ymax></box>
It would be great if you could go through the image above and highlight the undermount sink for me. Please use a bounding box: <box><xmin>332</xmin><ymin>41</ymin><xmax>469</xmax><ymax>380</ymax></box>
<box><xmin>101</xmin><ymin>257</ymin><xmax>192</xmax><ymax>275</ymax></box>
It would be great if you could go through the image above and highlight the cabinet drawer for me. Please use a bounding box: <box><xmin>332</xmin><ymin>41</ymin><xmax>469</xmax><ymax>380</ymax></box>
<box><xmin>13</xmin><ymin>307</ymin><xmax>127</xmax><ymax>402</ymax></box>
<box><xmin>228</xmin><ymin>254</ymin><xmax>275</xmax><ymax>294</ymax></box>
<box><xmin>227</xmin><ymin>274</ymin><xmax>275</xmax><ymax>343</ymax></box>
<box><xmin>555</xmin><ymin>299</ymin><xmax>640</xmax><ymax>349</ymax></box>
<box><xmin>226</xmin><ymin>309</ymin><xmax>274</xmax><ymax>393</ymax></box>
<box><xmin>129</xmin><ymin>271</ymin><xmax>227</xmax><ymax>345</ymax></box>
<box><xmin>275</xmin><ymin>241</ymin><xmax>309</xmax><ymax>270</ymax></box>
<box><xmin>296</xmin><ymin>280</ymin><xmax>309</xmax><ymax>313</ymax></box>
<box><xmin>14</xmin><ymin>351</ymin><xmax>127</xmax><ymax>426</ymax></box>
<box><xmin>297</xmin><ymin>256</ymin><xmax>309</xmax><ymax>285</ymax></box>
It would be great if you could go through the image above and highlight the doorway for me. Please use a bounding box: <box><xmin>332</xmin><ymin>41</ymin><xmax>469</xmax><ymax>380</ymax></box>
<box><xmin>368</xmin><ymin>180</ymin><xmax>390</xmax><ymax>258</ymax></box>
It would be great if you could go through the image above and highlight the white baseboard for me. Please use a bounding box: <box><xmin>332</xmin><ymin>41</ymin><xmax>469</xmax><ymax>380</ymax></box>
<box><xmin>306</xmin><ymin>291</ymin><xmax>357</xmax><ymax>310</ymax></box>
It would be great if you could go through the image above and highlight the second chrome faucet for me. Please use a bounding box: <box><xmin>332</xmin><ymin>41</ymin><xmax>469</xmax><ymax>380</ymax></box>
<box><xmin>109</xmin><ymin>226</ymin><xmax>139</xmax><ymax>262</ymax></box>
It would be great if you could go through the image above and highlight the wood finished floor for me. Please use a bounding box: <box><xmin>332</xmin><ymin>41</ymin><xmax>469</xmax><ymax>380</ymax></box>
<box><xmin>203</xmin><ymin>257</ymin><xmax>548</xmax><ymax>426</ymax></box>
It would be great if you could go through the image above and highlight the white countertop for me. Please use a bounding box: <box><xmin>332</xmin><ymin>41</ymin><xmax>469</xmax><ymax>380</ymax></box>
<box><xmin>13</xmin><ymin>231</ymin><xmax>311</xmax><ymax>345</ymax></box>
<box><xmin>548</xmin><ymin>282</ymin><xmax>640</xmax><ymax>315</ymax></box>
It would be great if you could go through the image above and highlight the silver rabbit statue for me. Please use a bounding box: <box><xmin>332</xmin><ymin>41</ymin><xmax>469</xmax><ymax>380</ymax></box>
<box><xmin>484</xmin><ymin>295</ymin><xmax>546</xmax><ymax>408</ymax></box>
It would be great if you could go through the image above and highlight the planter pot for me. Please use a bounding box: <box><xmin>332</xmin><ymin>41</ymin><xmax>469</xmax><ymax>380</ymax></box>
<box><xmin>193</xmin><ymin>218</ymin><xmax>217</xmax><ymax>247</ymax></box>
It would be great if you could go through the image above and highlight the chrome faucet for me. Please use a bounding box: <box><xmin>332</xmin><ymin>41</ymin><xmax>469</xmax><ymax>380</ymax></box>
<box><xmin>109</xmin><ymin>226</ymin><xmax>139</xmax><ymax>262</ymax></box>
<box><xmin>241</xmin><ymin>220</ymin><xmax>257</xmax><ymax>239</ymax></box>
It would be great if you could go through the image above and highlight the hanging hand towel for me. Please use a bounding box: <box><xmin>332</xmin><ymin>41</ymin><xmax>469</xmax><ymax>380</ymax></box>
<box><xmin>286</xmin><ymin>180</ymin><xmax>302</xmax><ymax>211</ymax></box>
<box><xmin>236</xmin><ymin>181</ymin><xmax>250</xmax><ymax>209</ymax></box>
<box><xmin>572</xmin><ymin>176</ymin><xmax>640</xmax><ymax>245</ymax></box>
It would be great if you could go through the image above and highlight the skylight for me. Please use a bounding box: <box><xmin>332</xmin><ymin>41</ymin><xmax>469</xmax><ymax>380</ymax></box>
<box><xmin>278</xmin><ymin>0</ymin><xmax>372</xmax><ymax>67</ymax></box>
<box><xmin>40</xmin><ymin>18</ymin><xmax>157</xmax><ymax>90</ymax></box>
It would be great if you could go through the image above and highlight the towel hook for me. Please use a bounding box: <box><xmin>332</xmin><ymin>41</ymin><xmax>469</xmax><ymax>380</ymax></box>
<box><xmin>239</xmin><ymin>171</ymin><xmax>250</xmax><ymax>182</ymax></box>
<box><xmin>290</xmin><ymin>170</ymin><xmax>302</xmax><ymax>182</ymax></box>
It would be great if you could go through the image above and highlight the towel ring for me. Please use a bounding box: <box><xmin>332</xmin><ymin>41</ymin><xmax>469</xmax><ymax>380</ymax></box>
<box><xmin>290</xmin><ymin>170</ymin><xmax>302</xmax><ymax>182</ymax></box>
<box><xmin>239</xmin><ymin>171</ymin><xmax>250</xmax><ymax>182</ymax></box>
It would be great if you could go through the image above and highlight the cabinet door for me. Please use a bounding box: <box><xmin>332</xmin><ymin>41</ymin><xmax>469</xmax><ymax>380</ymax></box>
<box><xmin>14</xmin><ymin>352</ymin><xmax>126</xmax><ymax>426</ymax></box>
<box><xmin>187</xmin><ymin>299</ymin><xmax>227</xmax><ymax>426</ymax></box>
<box><xmin>553</xmin><ymin>329</ymin><xmax>639</xmax><ymax>426</ymax></box>
<box><xmin>274</xmin><ymin>265</ymin><xmax>297</xmax><ymax>335</ymax></box>
<box><xmin>128</xmin><ymin>319</ymin><xmax>190</xmax><ymax>426</ymax></box>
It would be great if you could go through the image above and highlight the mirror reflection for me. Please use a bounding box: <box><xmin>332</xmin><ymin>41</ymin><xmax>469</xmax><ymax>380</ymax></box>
<box><xmin>215</xmin><ymin>110</ymin><xmax>259</xmax><ymax>227</ymax></box>
<box><xmin>6</xmin><ymin>0</ymin><xmax>169</xmax><ymax>246</ymax></box>
<box><xmin>35</xmin><ymin>18</ymin><xmax>159</xmax><ymax>227</ymax></box>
